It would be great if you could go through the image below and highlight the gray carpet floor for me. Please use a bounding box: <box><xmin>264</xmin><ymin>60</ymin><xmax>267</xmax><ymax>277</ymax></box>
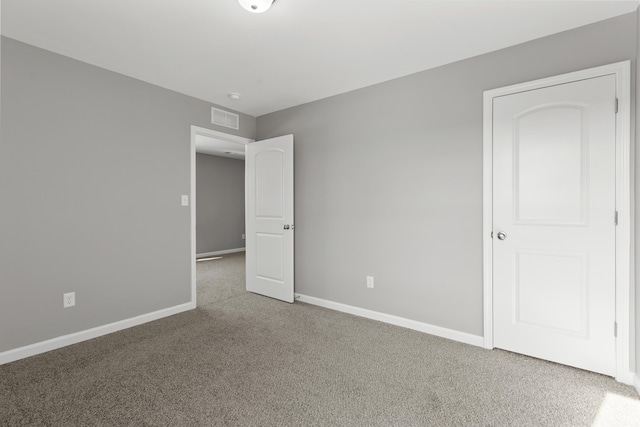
<box><xmin>2</xmin><ymin>251</ymin><xmax>640</xmax><ymax>426</ymax></box>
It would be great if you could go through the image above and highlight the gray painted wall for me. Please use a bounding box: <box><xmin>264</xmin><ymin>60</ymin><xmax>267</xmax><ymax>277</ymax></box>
<box><xmin>196</xmin><ymin>153</ymin><xmax>245</xmax><ymax>254</ymax></box>
<box><xmin>257</xmin><ymin>13</ymin><xmax>637</xmax><ymax>339</ymax></box>
<box><xmin>0</xmin><ymin>37</ymin><xmax>256</xmax><ymax>352</ymax></box>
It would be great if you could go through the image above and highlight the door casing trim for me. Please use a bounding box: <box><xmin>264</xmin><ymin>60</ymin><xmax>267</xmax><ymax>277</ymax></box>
<box><xmin>482</xmin><ymin>61</ymin><xmax>633</xmax><ymax>384</ymax></box>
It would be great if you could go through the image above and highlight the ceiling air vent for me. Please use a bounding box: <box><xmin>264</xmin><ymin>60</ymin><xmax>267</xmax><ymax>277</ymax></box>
<box><xmin>211</xmin><ymin>107</ymin><xmax>240</xmax><ymax>130</ymax></box>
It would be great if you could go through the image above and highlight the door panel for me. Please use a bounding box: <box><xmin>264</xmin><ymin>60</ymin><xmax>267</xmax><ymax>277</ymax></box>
<box><xmin>256</xmin><ymin>233</ymin><xmax>284</xmax><ymax>281</ymax></box>
<box><xmin>493</xmin><ymin>75</ymin><xmax>616</xmax><ymax>375</ymax></box>
<box><xmin>256</xmin><ymin>151</ymin><xmax>284</xmax><ymax>218</ymax></box>
<box><xmin>246</xmin><ymin>135</ymin><xmax>294</xmax><ymax>303</ymax></box>
<box><xmin>514</xmin><ymin>249</ymin><xmax>587</xmax><ymax>336</ymax></box>
<box><xmin>514</xmin><ymin>105</ymin><xmax>587</xmax><ymax>224</ymax></box>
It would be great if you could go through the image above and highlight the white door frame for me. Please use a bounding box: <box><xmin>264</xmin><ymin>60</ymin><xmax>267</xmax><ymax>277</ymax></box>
<box><xmin>189</xmin><ymin>126</ymin><xmax>254</xmax><ymax>307</ymax></box>
<box><xmin>482</xmin><ymin>61</ymin><xmax>633</xmax><ymax>384</ymax></box>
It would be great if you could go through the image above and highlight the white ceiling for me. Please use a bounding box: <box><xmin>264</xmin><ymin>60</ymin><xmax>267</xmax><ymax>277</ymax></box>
<box><xmin>196</xmin><ymin>134</ymin><xmax>246</xmax><ymax>160</ymax></box>
<box><xmin>2</xmin><ymin>1</ymin><xmax>638</xmax><ymax>117</ymax></box>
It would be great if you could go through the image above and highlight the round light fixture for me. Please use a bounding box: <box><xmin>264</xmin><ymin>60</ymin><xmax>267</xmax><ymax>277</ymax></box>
<box><xmin>237</xmin><ymin>0</ymin><xmax>274</xmax><ymax>13</ymax></box>
<box><xmin>227</xmin><ymin>93</ymin><xmax>241</xmax><ymax>100</ymax></box>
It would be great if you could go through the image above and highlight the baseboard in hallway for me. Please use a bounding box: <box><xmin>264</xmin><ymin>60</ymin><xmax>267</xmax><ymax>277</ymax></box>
<box><xmin>196</xmin><ymin>248</ymin><xmax>245</xmax><ymax>258</ymax></box>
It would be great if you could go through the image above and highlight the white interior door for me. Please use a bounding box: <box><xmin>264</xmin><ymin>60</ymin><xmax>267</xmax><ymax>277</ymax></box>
<box><xmin>492</xmin><ymin>75</ymin><xmax>617</xmax><ymax>376</ymax></box>
<box><xmin>245</xmin><ymin>134</ymin><xmax>294</xmax><ymax>302</ymax></box>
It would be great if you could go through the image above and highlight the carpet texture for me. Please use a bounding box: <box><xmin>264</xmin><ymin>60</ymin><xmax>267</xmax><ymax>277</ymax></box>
<box><xmin>1</xmin><ymin>251</ymin><xmax>639</xmax><ymax>426</ymax></box>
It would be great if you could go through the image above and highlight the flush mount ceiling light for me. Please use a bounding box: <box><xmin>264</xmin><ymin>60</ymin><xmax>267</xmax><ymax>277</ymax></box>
<box><xmin>237</xmin><ymin>0</ymin><xmax>274</xmax><ymax>13</ymax></box>
<box><xmin>227</xmin><ymin>92</ymin><xmax>241</xmax><ymax>100</ymax></box>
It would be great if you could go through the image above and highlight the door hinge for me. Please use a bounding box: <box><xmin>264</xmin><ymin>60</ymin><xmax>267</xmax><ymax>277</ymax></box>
<box><xmin>614</xmin><ymin>211</ymin><xmax>618</xmax><ymax>226</ymax></box>
<box><xmin>491</xmin><ymin>231</ymin><xmax>494</xmax><ymax>239</ymax></box>
<box><xmin>615</xmin><ymin>98</ymin><xmax>619</xmax><ymax>114</ymax></box>
<box><xmin>614</xmin><ymin>322</ymin><xmax>617</xmax><ymax>337</ymax></box>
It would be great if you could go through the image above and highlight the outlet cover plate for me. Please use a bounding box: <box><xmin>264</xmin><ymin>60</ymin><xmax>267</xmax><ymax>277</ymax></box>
<box><xmin>63</xmin><ymin>292</ymin><xmax>75</xmax><ymax>308</ymax></box>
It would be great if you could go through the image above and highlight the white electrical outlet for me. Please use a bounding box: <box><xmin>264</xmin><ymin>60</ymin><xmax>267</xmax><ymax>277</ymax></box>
<box><xmin>181</xmin><ymin>195</ymin><xmax>189</xmax><ymax>206</ymax></box>
<box><xmin>242</xmin><ymin>234</ymin><xmax>246</xmax><ymax>240</ymax></box>
<box><xmin>367</xmin><ymin>276</ymin><xmax>374</xmax><ymax>288</ymax></box>
<box><xmin>63</xmin><ymin>292</ymin><xmax>75</xmax><ymax>308</ymax></box>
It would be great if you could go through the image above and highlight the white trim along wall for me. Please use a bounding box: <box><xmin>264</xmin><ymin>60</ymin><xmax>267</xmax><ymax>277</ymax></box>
<box><xmin>0</xmin><ymin>303</ymin><xmax>193</xmax><ymax>365</ymax></box>
<box><xmin>482</xmin><ymin>61</ymin><xmax>633</xmax><ymax>384</ymax></box>
<box><xmin>296</xmin><ymin>294</ymin><xmax>485</xmax><ymax>347</ymax></box>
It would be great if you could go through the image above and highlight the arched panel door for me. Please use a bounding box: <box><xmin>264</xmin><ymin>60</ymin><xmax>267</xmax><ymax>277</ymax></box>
<box><xmin>492</xmin><ymin>75</ymin><xmax>616</xmax><ymax>375</ymax></box>
<box><xmin>245</xmin><ymin>135</ymin><xmax>294</xmax><ymax>302</ymax></box>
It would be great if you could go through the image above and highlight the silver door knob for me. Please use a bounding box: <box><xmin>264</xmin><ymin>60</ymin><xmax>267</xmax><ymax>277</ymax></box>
<box><xmin>283</xmin><ymin>224</ymin><xmax>290</xmax><ymax>230</ymax></box>
<box><xmin>497</xmin><ymin>232</ymin><xmax>507</xmax><ymax>240</ymax></box>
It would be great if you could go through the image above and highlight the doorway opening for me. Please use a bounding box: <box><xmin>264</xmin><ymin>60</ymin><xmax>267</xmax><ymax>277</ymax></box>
<box><xmin>190</xmin><ymin>126</ymin><xmax>253</xmax><ymax>307</ymax></box>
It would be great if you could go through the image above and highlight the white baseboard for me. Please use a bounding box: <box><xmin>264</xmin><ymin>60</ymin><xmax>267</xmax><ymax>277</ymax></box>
<box><xmin>0</xmin><ymin>301</ymin><xmax>195</xmax><ymax>365</ymax></box>
<box><xmin>634</xmin><ymin>374</ymin><xmax>640</xmax><ymax>397</ymax></box>
<box><xmin>295</xmin><ymin>293</ymin><xmax>484</xmax><ymax>347</ymax></box>
<box><xmin>616</xmin><ymin>370</ymin><xmax>635</xmax><ymax>386</ymax></box>
<box><xmin>197</xmin><ymin>248</ymin><xmax>245</xmax><ymax>258</ymax></box>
